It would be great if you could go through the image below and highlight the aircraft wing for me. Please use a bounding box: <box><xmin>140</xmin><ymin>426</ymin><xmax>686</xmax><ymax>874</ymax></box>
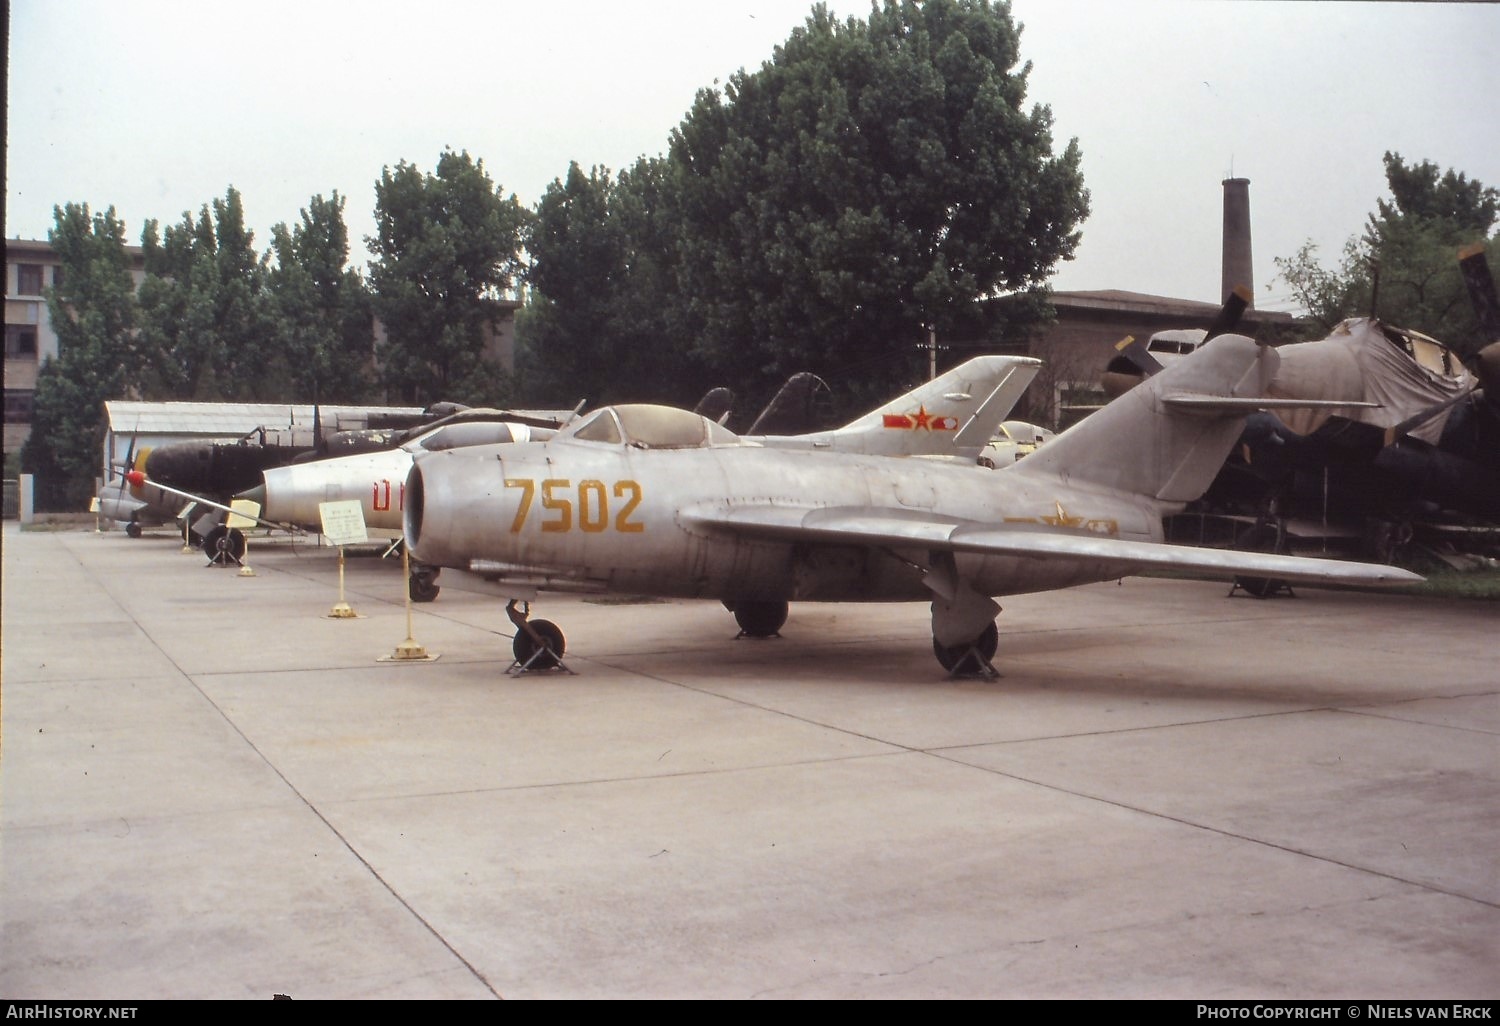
<box><xmin>122</xmin><ymin>472</ymin><xmax>306</xmax><ymax>535</ymax></box>
<box><xmin>680</xmin><ymin>504</ymin><xmax>1422</xmax><ymax>588</ymax></box>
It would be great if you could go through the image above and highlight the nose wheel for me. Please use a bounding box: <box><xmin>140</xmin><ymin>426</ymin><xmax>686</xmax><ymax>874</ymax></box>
<box><xmin>202</xmin><ymin>525</ymin><xmax>247</xmax><ymax>567</ymax></box>
<box><xmin>506</xmin><ymin>600</ymin><xmax>572</xmax><ymax>674</ymax></box>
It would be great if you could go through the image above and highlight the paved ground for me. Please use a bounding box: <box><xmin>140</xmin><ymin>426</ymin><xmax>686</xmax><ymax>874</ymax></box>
<box><xmin>1</xmin><ymin>521</ymin><xmax>1496</xmax><ymax>999</ymax></box>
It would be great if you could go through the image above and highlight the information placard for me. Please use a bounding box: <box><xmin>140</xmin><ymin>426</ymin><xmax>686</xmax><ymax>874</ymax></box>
<box><xmin>319</xmin><ymin>499</ymin><xmax>369</xmax><ymax>546</ymax></box>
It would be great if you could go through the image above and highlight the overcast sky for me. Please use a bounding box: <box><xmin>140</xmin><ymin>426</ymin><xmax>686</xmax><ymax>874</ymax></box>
<box><xmin>7</xmin><ymin>0</ymin><xmax>1498</xmax><ymax>314</ymax></box>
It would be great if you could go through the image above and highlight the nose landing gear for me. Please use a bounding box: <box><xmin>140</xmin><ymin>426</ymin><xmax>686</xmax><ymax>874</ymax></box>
<box><xmin>202</xmin><ymin>524</ymin><xmax>247</xmax><ymax>567</ymax></box>
<box><xmin>506</xmin><ymin>600</ymin><xmax>572</xmax><ymax>674</ymax></box>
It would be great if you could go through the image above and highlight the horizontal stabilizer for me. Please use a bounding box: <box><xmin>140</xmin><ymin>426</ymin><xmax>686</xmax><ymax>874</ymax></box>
<box><xmin>1162</xmin><ymin>394</ymin><xmax>1382</xmax><ymax>412</ymax></box>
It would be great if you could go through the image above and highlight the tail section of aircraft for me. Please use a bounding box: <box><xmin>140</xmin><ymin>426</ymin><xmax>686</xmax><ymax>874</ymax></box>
<box><xmin>1010</xmin><ymin>333</ymin><xmax>1280</xmax><ymax>505</ymax></box>
<box><xmin>754</xmin><ymin>355</ymin><xmax>1042</xmax><ymax>459</ymax></box>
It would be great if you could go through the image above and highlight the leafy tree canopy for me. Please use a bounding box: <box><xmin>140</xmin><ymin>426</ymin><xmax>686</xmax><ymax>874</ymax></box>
<box><xmin>1275</xmin><ymin>152</ymin><xmax>1498</xmax><ymax>359</ymax></box>
<box><xmin>267</xmin><ymin>191</ymin><xmax>375</xmax><ymax>403</ymax></box>
<box><xmin>20</xmin><ymin>203</ymin><xmax>141</xmax><ymax>506</ymax></box>
<box><xmin>368</xmin><ymin>149</ymin><xmax>529</xmax><ymax>406</ymax></box>
<box><xmin>136</xmin><ymin>187</ymin><xmax>275</xmax><ymax>400</ymax></box>
<box><xmin>518</xmin><ymin>0</ymin><xmax>1089</xmax><ymax>414</ymax></box>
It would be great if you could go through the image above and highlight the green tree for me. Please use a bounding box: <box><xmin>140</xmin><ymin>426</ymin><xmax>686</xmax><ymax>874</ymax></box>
<box><xmin>20</xmin><ymin>203</ymin><xmax>141</xmax><ymax>509</ymax></box>
<box><xmin>368</xmin><ymin>149</ymin><xmax>529</xmax><ymax>405</ymax></box>
<box><xmin>518</xmin><ymin>160</ymin><xmax>688</xmax><ymax>406</ymax></box>
<box><xmin>266</xmin><ymin>191</ymin><xmax>376</xmax><ymax>404</ymax></box>
<box><xmin>517</xmin><ymin>0</ymin><xmax>1088</xmax><ymax>417</ymax></box>
<box><xmin>1275</xmin><ymin>152</ymin><xmax>1498</xmax><ymax>358</ymax></box>
<box><xmin>662</xmin><ymin>0</ymin><xmax>1089</xmax><ymax>405</ymax></box>
<box><xmin>136</xmin><ymin>187</ymin><xmax>275</xmax><ymax>399</ymax></box>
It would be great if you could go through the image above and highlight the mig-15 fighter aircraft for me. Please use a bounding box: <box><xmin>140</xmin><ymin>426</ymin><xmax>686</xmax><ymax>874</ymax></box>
<box><xmin>234</xmin><ymin>354</ymin><xmax>1039</xmax><ymax>599</ymax></box>
<box><xmin>402</xmin><ymin>333</ymin><xmax>1422</xmax><ymax>675</ymax></box>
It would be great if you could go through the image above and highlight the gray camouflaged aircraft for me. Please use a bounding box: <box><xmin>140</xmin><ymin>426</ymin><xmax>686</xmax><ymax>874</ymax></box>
<box><xmin>403</xmin><ymin>333</ymin><xmax>1423</xmax><ymax>675</ymax></box>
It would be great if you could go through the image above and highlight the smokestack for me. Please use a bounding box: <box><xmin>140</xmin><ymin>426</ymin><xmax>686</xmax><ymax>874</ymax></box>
<box><xmin>1222</xmin><ymin>177</ymin><xmax>1253</xmax><ymax>308</ymax></box>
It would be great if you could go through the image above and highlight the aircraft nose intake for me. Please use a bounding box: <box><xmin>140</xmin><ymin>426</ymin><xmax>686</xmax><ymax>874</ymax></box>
<box><xmin>403</xmin><ymin>461</ymin><xmax>427</xmax><ymax>555</ymax></box>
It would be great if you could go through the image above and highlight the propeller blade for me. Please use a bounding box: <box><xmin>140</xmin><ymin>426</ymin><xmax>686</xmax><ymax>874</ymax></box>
<box><xmin>692</xmin><ymin>387</ymin><xmax>735</xmax><ymax>425</ymax></box>
<box><xmin>1206</xmin><ymin>284</ymin><xmax>1253</xmax><ymax>340</ymax></box>
<box><xmin>747</xmin><ymin>373</ymin><xmax>832</xmax><ymax>435</ymax></box>
<box><xmin>1111</xmin><ymin>334</ymin><xmax>1165</xmax><ymax>375</ymax></box>
<box><xmin>111</xmin><ymin>434</ymin><xmax>137</xmax><ymax>483</ymax></box>
<box><xmin>1458</xmin><ymin>242</ymin><xmax>1500</xmax><ymax>346</ymax></box>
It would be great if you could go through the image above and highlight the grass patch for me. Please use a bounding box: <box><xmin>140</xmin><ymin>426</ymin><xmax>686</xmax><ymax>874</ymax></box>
<box><xmin>1393</xmin><ymin>554</ymin><xmax>1500</xmax><ymax>600</ymax></box>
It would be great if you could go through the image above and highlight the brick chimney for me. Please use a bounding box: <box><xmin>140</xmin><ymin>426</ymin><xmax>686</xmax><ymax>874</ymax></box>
<box><xmin>1222</xmin><ymin>177</ymin><xmax>1253</xmax><ymax>308</ymax></box>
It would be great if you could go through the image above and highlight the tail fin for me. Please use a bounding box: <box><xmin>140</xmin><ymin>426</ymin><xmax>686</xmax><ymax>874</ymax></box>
<box><xmin>755</xmin><ymin>355</ymin><xmax>1041</xmax><ymax>458</ymax></box>
<box><xmin>1010</xmin><ymin>333</ymin><xmax>1278</xmax><ymax>504</ymax></box>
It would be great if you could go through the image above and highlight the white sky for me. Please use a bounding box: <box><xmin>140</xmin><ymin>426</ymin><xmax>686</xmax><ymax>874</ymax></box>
<box><xmin>7</xmin><ymin>0</ymin><xmax>1498</xmax><ymax>314</ymax></box>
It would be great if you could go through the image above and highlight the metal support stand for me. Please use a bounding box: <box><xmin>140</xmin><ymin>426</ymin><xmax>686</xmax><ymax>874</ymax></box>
<box><xmin>378</xmin><ymin>545</ymin><xmax>438</xmax><ymax>662</ymax></box>
<box><xmin>327</xmin><ymin>546</ymin><xmax>359</xmax><ymax>618</ymax></box>
<box><xmin>1228</xmin><ymin>579</ymin><xmax>1296</xmax><ymax>599</ymax></box>
<box><xmin>945</xmin><ymin>648</ymin><xmax>1000</xmax><ymax>680</ymax></box>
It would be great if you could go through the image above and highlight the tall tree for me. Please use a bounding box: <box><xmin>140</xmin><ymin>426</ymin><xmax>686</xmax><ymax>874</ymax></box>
<box><xmin>518</xmin><ymin>0</ymin><xmax>1088</xmax><ymax>416</ymax></box>
<box><xmin>368</xmin><ymin>149</ymin><xmax>529</xmax><ymax>405</ymax></box>
<box><xmin>136</xmin><ymin>187</ymin><xmax>275</xmax><ymax>399</ymax></box>
<box><xmin>1275</xmin><ymin>152</ymin><xmax>1498</xmax><ymax>358</ymax></box>
<box><xmin>663</xmin><ymin>0</ymin><xmax>1089</xmax><ymax>405</ymax></box>
<box><xmin>266</xmin><ymin>191</ymin><xmax>376</xmax><ymax>404</ymax></box>
<box><xmin>518</xmin><ymin>160</ymin><xmax>687</xmax><ymax>406</ymax></box>
<box><xmin>20</xmin><ymin>203</ymin><xmax>141</xmax><ymax>508</ymax></box>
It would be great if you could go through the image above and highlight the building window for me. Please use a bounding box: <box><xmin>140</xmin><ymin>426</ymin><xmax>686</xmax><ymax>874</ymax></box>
<box><xmin>4</xmin><ymin>325</ymin><xmax>38</xmax><ymax>358</ymax></box>
<box><xmin>52</xmin><ymin>265</ymin><xmax>65</xmax><ymax>289</ymax></box>
<box><xmin>4</xmin><ymin>389</ymin><xmax>35</xmax><ymax>424</ymax></box>
<box><xmin>17</xmin><ymin>264</ymin><xmax>45</xmax><ymax>295</ymax></box>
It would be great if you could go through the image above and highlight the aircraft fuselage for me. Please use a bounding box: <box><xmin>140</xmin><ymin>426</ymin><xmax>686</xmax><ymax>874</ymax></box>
<box><xmin>406</xmin><ymin>438</ymin><xmax>1164</xmax><ymax>604</ymax></box>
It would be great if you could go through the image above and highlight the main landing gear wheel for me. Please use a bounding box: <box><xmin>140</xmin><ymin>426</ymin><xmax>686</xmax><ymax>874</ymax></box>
<box><xmin>933</xmin><ymin>621</ymin><xmax>999</xmax><ymax>677</ymax></box>
<box><xmin>1232</xmin><ymin>522</ymin><xmax>1289</xmax><ymax>599</ymax></box>
<box><xmin>729</xmin><ymin>600</ymin><xmax>788</xmax><ymax>638</ymax></box>
<box><xmin>202</xmin><ymin>525</ymin><xmax>247</xmax><ymax>567</ymax></box>
<box><xmin>125</xmin><ymin>521</ymin><xmax>142</xmax><ymax>538</ymax></box>
<box><xmin>409</xmin><ymin>571</ymin><xmax>440</xmax><ymax>603</ymax></box>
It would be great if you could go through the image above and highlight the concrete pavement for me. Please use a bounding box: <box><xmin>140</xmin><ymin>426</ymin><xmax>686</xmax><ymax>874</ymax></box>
<box><xmin>1</xmin><ymin>522</ymin><xmax>1496</xmax><ymax>999</ymax></box>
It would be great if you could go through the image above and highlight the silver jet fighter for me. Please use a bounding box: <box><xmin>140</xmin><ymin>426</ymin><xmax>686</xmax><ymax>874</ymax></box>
<box><xmin>244</xmin><ymin>355</ymin><xmax>1040</xmax><ymax>600</ymax></box>
<box><xmin>254</xmin><ymin>354</ymin><xmax>1040</xmax><ymax>535</ymax></box>
<box><xmin>405</xmin><ymin>333</ymin><xmax>1421</xmax><ymax>674</ymax></box>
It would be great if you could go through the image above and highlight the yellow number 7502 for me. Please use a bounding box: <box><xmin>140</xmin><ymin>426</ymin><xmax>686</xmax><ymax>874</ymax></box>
<box><xmin>505</xmin><ymin>478</ymin><xmax>644</xmax><ymax>534</ymax></box>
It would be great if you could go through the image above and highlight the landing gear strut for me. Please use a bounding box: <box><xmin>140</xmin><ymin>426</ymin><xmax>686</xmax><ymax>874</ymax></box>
<box><xmin>506</xmin><ymin>600</ymin><xmax>570</xmax><ymax>673</ymax></box>
<box><xmin>932</xmin><ymin>621</ymin><xmax>999</xmax><ymax>678</ymax></box>
<box><xmin>727</xmin><ymin>599</ymin><xmax>788</xmax><ymax>639</ymax></box>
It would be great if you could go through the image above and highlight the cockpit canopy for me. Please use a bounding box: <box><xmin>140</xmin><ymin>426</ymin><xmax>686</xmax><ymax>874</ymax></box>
<box><xmin>563</xmin><ymin>404</ymin><xmax>745</xmax><ymax>449</ymax></box>
<box><xmin>405</xmin><ymin>420</ymin><xmax>537</xmax><ymax>452</ymax></box>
